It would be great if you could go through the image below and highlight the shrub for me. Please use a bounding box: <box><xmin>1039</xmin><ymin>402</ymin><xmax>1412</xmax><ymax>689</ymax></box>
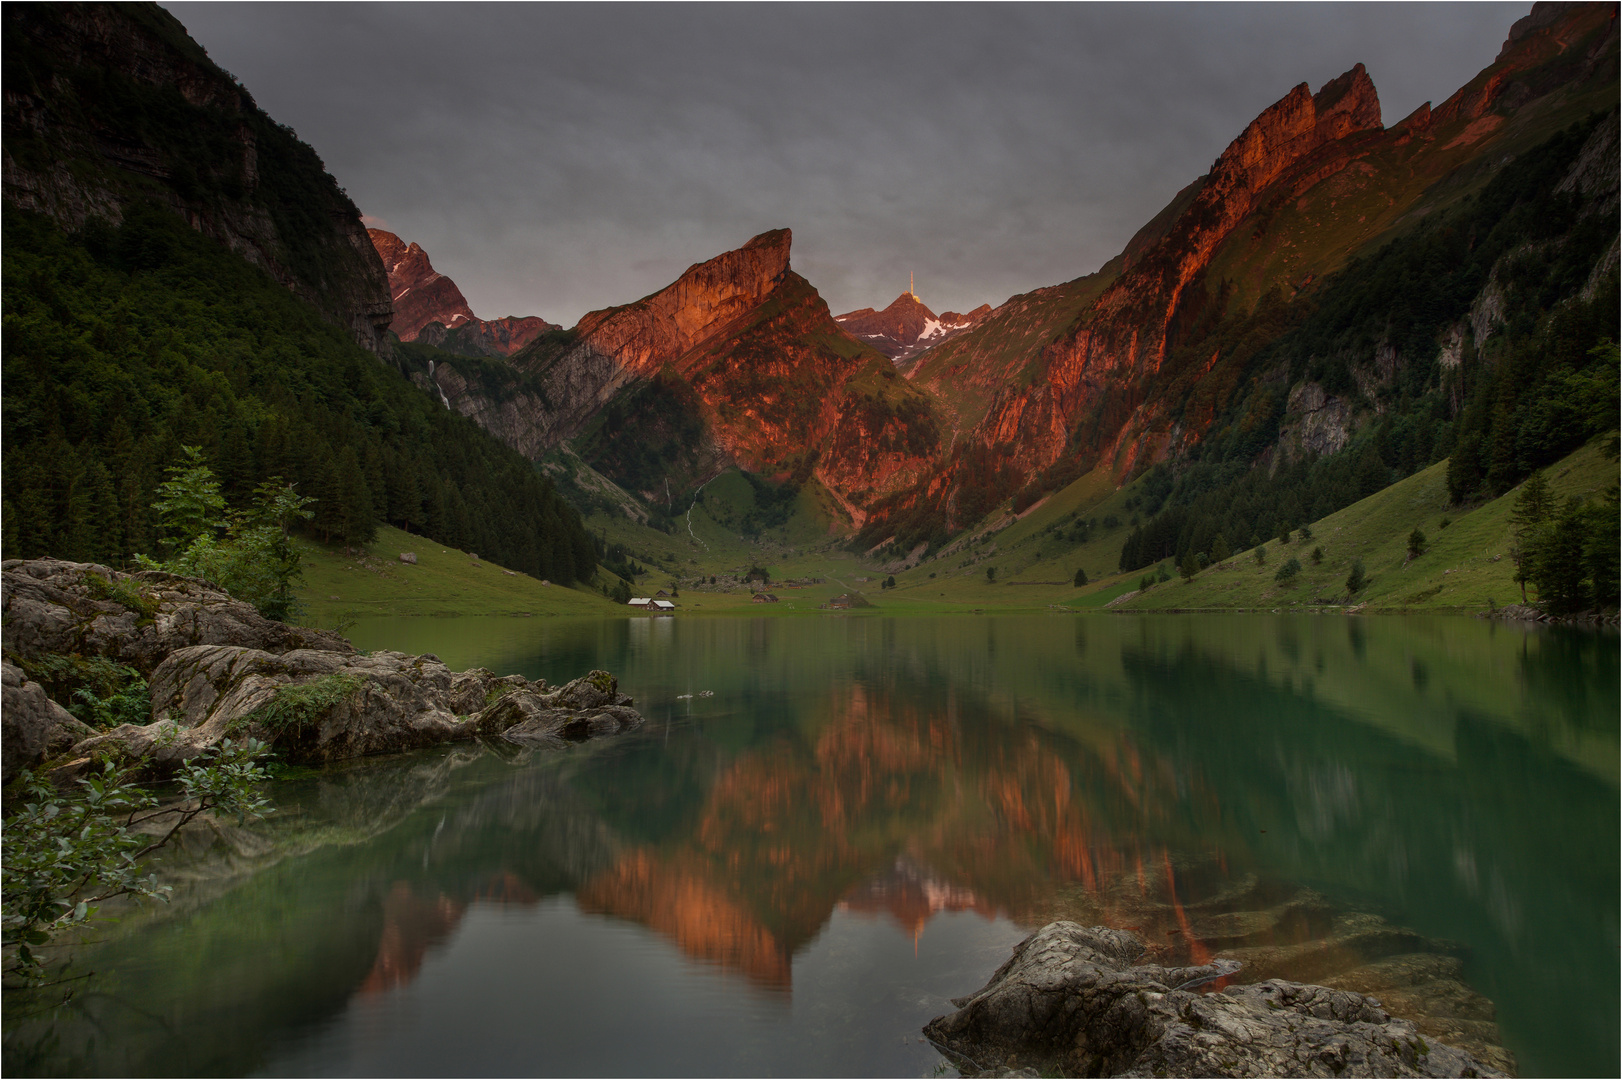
<box><xmin>1407</xmin><ymin>528</ymin><xmax>1428</xmax><ymax>559</ymax></box>
<box><xmin>1310</xmin><ymin>546</ymin><xmax>1324</xmax><ymax>565</ymax></box>
<box><xmin>1346</xmin><ymin>558</ymin><xmax>1367</xmax><ymax>595</ymax></box>
<box><xmin>2</xmin><ymin>739</ymin><xmax>272</xmax><ymax>985</ymax></box>
<box><xmin>1274</xmin><ymin>556</ymin><xmax>1302</xmax><ymax>585</ymax></box>
<box><xmin>1073</xmin><ymin>568</ymin><xmax>1088</xmax><ymax>587</ymax></box>
<box><xmin>237</xmin><ymin>673</ymin><xmax>364</xmax><ymax>737</ymax></box>
<box><xmin>1254</xmin><ymin>544</ymin><xmax>1268</xmax><ymax>566</ymax></box>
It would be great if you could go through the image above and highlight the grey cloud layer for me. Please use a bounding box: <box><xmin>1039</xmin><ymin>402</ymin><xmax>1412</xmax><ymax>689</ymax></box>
<box><xmin>169</xmin><ymin>2</ymin><xmax>1518</xmax><ymax>324</ymax></box>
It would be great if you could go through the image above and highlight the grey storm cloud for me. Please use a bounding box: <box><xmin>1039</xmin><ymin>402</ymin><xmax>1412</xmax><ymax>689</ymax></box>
<box><xmin>168</xmin><ymin>2</ymin><xmax>1522</xmax><ymax>325</ymax></box>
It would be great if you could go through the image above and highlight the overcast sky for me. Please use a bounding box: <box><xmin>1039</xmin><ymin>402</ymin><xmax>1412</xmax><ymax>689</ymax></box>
<box><xmin>169</xmin><ymin>2</ymin><xmax>1524</xmax><ymax>325</ymax></box>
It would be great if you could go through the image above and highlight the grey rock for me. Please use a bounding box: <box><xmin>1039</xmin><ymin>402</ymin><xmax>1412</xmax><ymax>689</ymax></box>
<box><xmin>73</xmin><ymin>650</ymin><xmax>642</xmax><ymax>769</ymax></box>
<box><xmin>1</xmin><ymin>661</ymin><xmax>96</xmax><ymax>783</ymax></box>
<box><xmin>476</xmin><ymin>670</ymin><xmax>642</xmax><ymax>744</ymax></box>
<box><xmin>1</xmin><ymin>558</ymin><xmax>351</xmax><ymax>677</ymax></box>
<box><xmin>924</xmin><ymin>922</ymin><xmax>1506</xmax><ymax>1078</ymax></box>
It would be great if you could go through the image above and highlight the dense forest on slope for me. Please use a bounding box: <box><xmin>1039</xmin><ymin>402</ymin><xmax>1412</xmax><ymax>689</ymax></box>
<box><xmin>1</xmin><ymin>204</ymin><xmax>597</xmax><ymax>584</ymax></box>
<box><xmin>1115</xmin><ymin>113</ymin><xmax>1619</xmax><ymax>574</ymax></box>
<box><xmin>2</xmin><ymin>3</ymin><xmax>392</xmax><ymax>354</ymax></box>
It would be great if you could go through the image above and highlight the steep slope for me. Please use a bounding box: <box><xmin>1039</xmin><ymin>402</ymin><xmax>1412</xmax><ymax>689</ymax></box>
<box><xmin>414</xmin><ymin>228</ymin><xmax>942</xmax><ymax>523</ymax></box>
<box><xmin>1</xmin><ymin>3</ymin><xmax>598</xmax><ymax>586</ymax></box>
<box><xmin>368</xmin><ymin>228</ymin><xmax>558</xmax><ymax>357</ymax></box>
<box><xmin>1</xmin><ymin>3</ymin><xmax>393</xmax><ymax>355</ymax></box>
<box><xmin>834</xmin><ymin>291</ymin><xmax>990</xmax><ymax>363</ymax></box>
<box><xmin>866</xmin><ymin>1</ymin><xmax>1618</xmax><ymax>549</ymax></box>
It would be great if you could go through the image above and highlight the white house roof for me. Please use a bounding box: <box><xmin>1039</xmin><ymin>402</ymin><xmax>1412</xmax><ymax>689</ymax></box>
<box><xmin>628</xmin><ymin>598</ymin><xmax>651</xmax><ymax>606</ymax></box>
<box><xmin>652</xmin><ymin>600</ymin><xmax>676</xmax><ymax>609</ymax></box>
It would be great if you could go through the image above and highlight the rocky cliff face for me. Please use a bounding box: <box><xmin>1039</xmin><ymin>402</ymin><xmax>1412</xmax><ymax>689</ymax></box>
<box><xmin>409</xmin><ymin>227</ymin><xmax>940</xmax><ymax>517</ymax></box>
<box><xmin>975</xmin><ymin>65</ymin><xmax>1384</xmax><ymax>477</ymax></box>
<box><xmin>370</xmin><ymin>229</ymin><xmax>477</xmax><ymax>338</ymax></box>
<box><xmin>2</xmin><ymin>4</ymin><xmax>394</xmax><ymax>356</ymax></box>
<box><xmin>872</xmin><ymin>1</ymin><xmax>1616</xmax><ymax>537</ymax></box>
<box><xmin>835</xmin><ymin>292</ymin><xmax>990</xmax><ymax>362</ymax></box>
<box><xmin>368</xmin><ymin>228</ymin><xmax>559</xmax><ymax>356</ymax></box>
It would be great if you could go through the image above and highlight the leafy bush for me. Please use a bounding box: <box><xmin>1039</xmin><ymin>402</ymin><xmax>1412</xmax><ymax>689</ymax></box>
<box><xmin>1274</xmin><ymin>556</ymin><xmax>1302</xmax><ymax>585</ymax></box>
<box><xmin>2</xmin><ymin>739</ymin><xmax>273</xmax><ymax>985</ymax></box>
<box><xmin>1346</xmin><ymin>558</ymin><xmax>1367</xmax><ymax>596</ymax></box>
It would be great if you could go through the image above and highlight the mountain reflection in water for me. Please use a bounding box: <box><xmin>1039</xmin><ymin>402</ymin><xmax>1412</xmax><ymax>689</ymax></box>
<box><xmin>5</xmin><ymin>614</ymin><xmax>1614</xmax><ymax>1079</ymax></box>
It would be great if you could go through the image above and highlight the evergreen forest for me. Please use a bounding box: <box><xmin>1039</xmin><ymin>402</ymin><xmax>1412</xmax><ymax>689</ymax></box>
<box><xmin>1</xmin><ymin>203</ymin><xmax>597</xmax><ymax>585</ymax></box>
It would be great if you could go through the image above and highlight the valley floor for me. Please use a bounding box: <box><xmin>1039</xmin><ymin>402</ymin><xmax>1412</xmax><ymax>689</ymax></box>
<box><xmin>294</xmin><ymin>437</ymin><xmax>1619</xmax><ymax>627</ymax></box>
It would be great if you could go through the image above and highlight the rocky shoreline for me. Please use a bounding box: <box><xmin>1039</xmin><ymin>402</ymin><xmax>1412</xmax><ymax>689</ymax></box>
<box><xmin>925</xmin><ymin>922</ymin><xmax>1508</xmax><ymax>1078</ymax></box>
<box><xmin>2</xmin><ymin>558</ymin><xmax>643</xmax><ymax>785</ymax></box>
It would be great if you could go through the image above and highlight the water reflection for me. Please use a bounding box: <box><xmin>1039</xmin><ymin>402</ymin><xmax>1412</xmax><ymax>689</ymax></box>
<box><xmin>6</xmin><ymin>615</ymin><xmax>1615</xmax><ymax>1078</ymax></box>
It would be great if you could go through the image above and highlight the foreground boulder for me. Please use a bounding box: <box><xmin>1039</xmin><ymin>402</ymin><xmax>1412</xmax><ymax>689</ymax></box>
<box><xmin>70</xmin><ymin>645</ymin><xmax>641</xmax><ymax>767</ymax></box>
<box><xmin>1</xmin><ymin>662</ymin><xmax>96</xmax><ymax>784</ymax></box>
<box><xmin>2</xmin><ymin>558</ymin><xmax>643</xmax><ymax>777</ymax></box>
<box><xmin>2</xmin><ymin>558</ymin><xmax>350</xmax><ymax>676</ymax></box>
<box><xmin>924</xmin><ymin>922</ymin><xmax>1505</xmax><ymax>1078</ymax></box>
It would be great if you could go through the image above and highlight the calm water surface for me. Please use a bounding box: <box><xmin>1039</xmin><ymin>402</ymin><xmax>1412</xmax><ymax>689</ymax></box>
<box><xmin>6</xmin><ymin>614</ymin><xmax>1616</xmax><ymax>1077</ymax></box>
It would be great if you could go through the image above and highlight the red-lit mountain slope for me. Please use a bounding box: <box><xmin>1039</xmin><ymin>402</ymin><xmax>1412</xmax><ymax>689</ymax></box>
<box><xmin>532</xmin><ymin>230</ymin><xmax>942</xmax><ymax>517</ymax></box>
<box><xmin>869</xmin><ymin>1</ymin><xmax>1618</xmax><ymax>539</ymax></box>
<box><xmin>369</xmin><ymin>228</ymin><xmax>557</xmax><ymax>357</ymax></box>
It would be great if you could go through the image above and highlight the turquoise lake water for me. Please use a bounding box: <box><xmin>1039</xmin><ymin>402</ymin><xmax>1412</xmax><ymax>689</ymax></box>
<box><xmin>5</xmin><ymin>613</ymin><xmax>1616</xmax><ymax>1076</ymax></box>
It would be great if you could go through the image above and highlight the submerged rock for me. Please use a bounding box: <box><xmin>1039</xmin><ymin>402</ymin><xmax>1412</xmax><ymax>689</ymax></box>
<box><xmin>924</xmin><ymin>922</ymin><xmax>1506</xmax><ymax>1078</ymax></box>
<box><xmin>476</xmin><ymin>669</ymin><xmax>641</xmax><ymax>745</ymax></box>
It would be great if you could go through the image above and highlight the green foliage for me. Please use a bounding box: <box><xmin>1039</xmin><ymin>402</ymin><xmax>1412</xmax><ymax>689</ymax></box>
<box><xmin>14</xmin><ymin>654</ymin><xmax>140</xmax><ymax>711</ymax></box>
<box><xmin>1298</xmin><ymin>524</ymin><xmax>1313</xmax><ymax>541</ymax></box>
<box><xmin>1</xmin><ymin>204</ymin><xmax>595</xmax><ymax>586</ymax></box>
<box><xmin>1254</xmin><ymin>544</ymin><xmax>1267</xmax><ymax>566</ymax></box>
<box><xmin>1073</xmin><ymin>567</ymin><xmax>1088</xmax><ymax>587</ymax></box>
<box><xmin>1407</xmin><ymin>527</ymin><xmax>1428</xmax><ymax>559</ymax></box>
<box><xmin>1179</xmin><ymin>552</ymin><xmax>1200</xmax><ymax>582</ymax></box>
<box><xmin>1138</xmin><ymin>574</ymin><xmax>1154</xmax><ymax>593</ymax></box>
<box><xmin>71</xmin><ymin>675</ymin><xmax>150</xmax><ymax>730</ymax></box>
<box><xmin>143</xmin><ymin>471</ymin><xmax>316</xmax><ymax>620</ymax></box>
<box><xmin>1274</xmin><ymin>556</ymin><xmax>1302</xmax><ymax>585</ymax></box>
<box><xmin>83</xmin><ymin>573</ymin><xmax>159</xmax><ymax>621</ymax></box>
<box><xmin>2</xmin><ymin>739</ymin><xmax>272</xmax><ymax>986</ymax></box>
<box><xmin>237</xmin><ymin>674</ymin><xmax>364</xmax><ymax>737</ymax></box>
<box><xmin>985</xmin><ymin>566</ymin><xmax>997</xmax><ymax>582</ymax></box>
<box><xmin>1522</xmin><ymin>491</ymin><xmax>1620</xmax><ymax>615</ymax></box>
<box><xmin>1311</xmin><ymin>546</ymin><xmax>1324</xmax><ymax>565</ymax></box>
<box><xmin>1346</xmin><ymin>558</ymin><xmax>1367</xmax><ymax>596</ymax></box>
<box><xmin>151</xmin><ymin>445</ymin><xmax>227</xmax><ymax>553</ymax></box>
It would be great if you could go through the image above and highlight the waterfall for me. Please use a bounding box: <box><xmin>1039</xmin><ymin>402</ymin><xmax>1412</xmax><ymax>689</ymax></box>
<box><xmin>427</xmin><ymin>358</ymin><xmax>451</xmax><ymax>409</ymax></box>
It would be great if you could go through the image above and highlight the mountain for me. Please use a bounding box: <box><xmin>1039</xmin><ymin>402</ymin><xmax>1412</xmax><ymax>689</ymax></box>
<box><xmin>413</xmin><ymin>228</ymin><xmax>941</xmax><ymax>519</ymax></box>
<box><xmin>834</xmin><ymin>291</ymin><xmax>991</xmax><ymax>363</ymax></box>
<box><xmin>368</xmin><ymin>228</ymin><xmax>558</xmax><ymax>357</ymax></box>
<box><xmin>1</xmin><ymin>3</ymin><xmax>393</xmax><ymax>356</ymax></box>
<box><xmin>1</xmin><ymin>3</ymin><xmax>599</xmax><ymax>585</ymax></box>
<box><xmin>863</xmin><ymin>1</ymin><xmax>1618</xmax><ymax>553</ymax></box>
<box><xmin>389</xmin><ymin>1</ymin><xmax>1614</xmax><ymax>562</ymax></box>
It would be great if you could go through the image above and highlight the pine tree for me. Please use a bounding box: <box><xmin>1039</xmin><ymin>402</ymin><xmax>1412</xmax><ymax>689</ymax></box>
<box><xmin>1073</xmin><ymin>568</ymin><xmax>1088</xmax><ymax>587</ymax></box>
<box><xmin>1346</xmin><ymin>558</ymin><xmax>1367</xmax><ymax>596</ymax></box>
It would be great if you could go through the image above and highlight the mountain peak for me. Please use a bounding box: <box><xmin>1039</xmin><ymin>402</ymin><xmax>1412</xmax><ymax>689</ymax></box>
<box><xmin>834</xmin><ymin>288</ymin><xmax>989</xmax><ymax>362</ymax></box>
<box><xmin>367</xmin><ymin>229</ymin><xmax>556</xmax><ymax>355</ymax></box>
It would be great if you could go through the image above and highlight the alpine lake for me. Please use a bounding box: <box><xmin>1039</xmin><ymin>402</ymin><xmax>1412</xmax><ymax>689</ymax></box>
<box><xmin>6</xmin><ymin>612</ymin><xmax>1617</xmax><ymax>1077</ymax></box>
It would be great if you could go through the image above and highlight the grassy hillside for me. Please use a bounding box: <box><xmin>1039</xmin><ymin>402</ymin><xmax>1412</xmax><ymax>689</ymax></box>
<box><xmin>294</xmin><ymin>524</ymin><xmax>624</xmax><ymax>626</ymax></box>
<box><xmin>1109</xmin><ymin>435</ymin><xmax>1619</xmax><ymax>614</ymax></box>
